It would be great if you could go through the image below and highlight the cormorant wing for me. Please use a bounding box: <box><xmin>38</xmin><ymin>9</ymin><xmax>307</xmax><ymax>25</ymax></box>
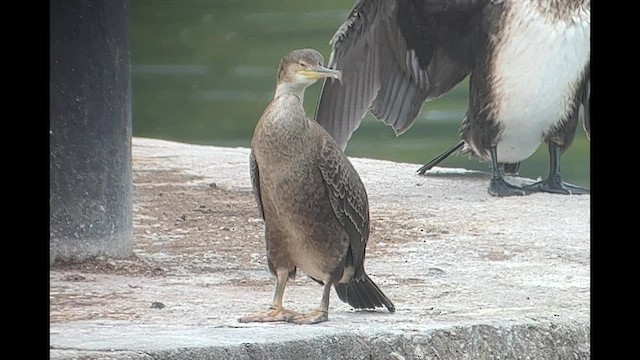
<box><xmin>315</xmin><ymin>0</ymin><xmax>483</xmax><ymax>150</ymax></box>
<box><xmin>582</xmin><ymin>76</ymin><xmax>590</xmax><ymax>140</ymax></box>
<box><xmin>318</xmin><ymin>137</ymin><xmax>370</xmax><ymax>277</ymax></box>
<box><xmin>249</xmin><ymin>150</ymin><xmax>264</xmax><ymax>219</ymax></box>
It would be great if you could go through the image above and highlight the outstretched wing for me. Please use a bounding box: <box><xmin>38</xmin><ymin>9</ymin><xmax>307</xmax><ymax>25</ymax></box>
<box><xmin>318</xmin><ymin>136</ymin><xmax>370</xmax><ymax>277</ymax></box>
<box><xmin>315</xmin><ymin>0</ymin><xmax>483</xmax><ymax>149</ymax></box>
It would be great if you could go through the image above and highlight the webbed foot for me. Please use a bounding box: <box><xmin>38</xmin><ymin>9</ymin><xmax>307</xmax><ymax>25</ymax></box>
<box><xmin>238</xmin><ymin>306</ymin><xmax>301</xmax><ymax>323</ymax></box>
<box><xmin>488</xmin><ymin>177</ymin><xmax>533</xmax><ymax>197</ymax></box>
<box><xmin>523</xmin><ymin>176</ymin><xmax>590</xmax><ymax>195</ymax></box>
<box><xmin>286</xmin><ymin>308</ymin><xmax>328</xmax><ymax>325</ymax></box>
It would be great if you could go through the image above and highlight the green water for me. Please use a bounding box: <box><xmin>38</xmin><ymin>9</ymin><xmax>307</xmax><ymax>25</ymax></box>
<box><xmin>131</xmin><ymin>1</ymin><xmax>590</xmax><ymax>187</ymax></box>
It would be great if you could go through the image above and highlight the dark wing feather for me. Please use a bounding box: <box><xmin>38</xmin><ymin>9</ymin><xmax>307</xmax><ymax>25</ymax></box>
<box><xmin>318</xmin><ymin>137</ymin><xmax>369</xmax><ymax>278</ymax></box>
<box><xmin>582</xmin><ymin>76</ymin><xmax>590</xmax><ymax>140</ymax></box>
<box><xmin>315</xmin><ymin>0</ymin><xmax>482</xmax><ymax>150</ymax></box>
<box><xmin>249</xmin><ymin>150</ymin><xmax>264</xmax><ymax>219</ymax></box>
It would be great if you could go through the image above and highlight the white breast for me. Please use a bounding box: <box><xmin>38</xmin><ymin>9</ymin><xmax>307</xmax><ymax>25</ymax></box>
<box><xmin>491</xmin><ymin>2</ymin><xmax>590</xmax><ymax>163</ymax></box>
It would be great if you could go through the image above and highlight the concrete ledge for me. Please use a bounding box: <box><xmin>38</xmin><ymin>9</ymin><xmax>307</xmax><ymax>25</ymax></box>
<box><xmin>50</xmin><ymin>137</ymin><xmax>590</xmax><ymax>359</ymax></box>
<box><xmin>50</xmin><ymin>321</ymin><xmax>588</xmax><ymax>359</ymax></box>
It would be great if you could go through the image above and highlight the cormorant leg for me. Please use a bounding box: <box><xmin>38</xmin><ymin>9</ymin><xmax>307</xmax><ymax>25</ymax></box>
<box><xmin>523</xmin><ymin>142</ymin><xmax>590</xmax><ymax>195</ymax></box>
<box><xmin>416</xmin><ymin>141</ymin><xmax>464</xmax><ymax>175</ymax></box>
<box><xmin>287</xmin><ymin>281</ymin><xmax>331</xmax><ymax>325</ymax></box>
<box><xmin>488</xmin><ymin>147</ymin><xmax>531</xmax><ymax>197</ymax></box>
<box><xmin>238</xmin><ymin>268</ymin><xmax>301</xmax><ymax>323</ymax></box>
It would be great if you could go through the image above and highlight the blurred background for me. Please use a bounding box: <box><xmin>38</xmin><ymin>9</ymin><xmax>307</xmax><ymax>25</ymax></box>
<box><xmin>131</xmin><ymin>0</ymin><xmax>590</xmax><ymax>187</ymax></box>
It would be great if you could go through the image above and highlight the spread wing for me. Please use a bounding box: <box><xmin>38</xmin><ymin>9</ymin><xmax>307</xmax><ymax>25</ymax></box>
<box><xmin>315</xmin><ymin>0</ymin><xmax>483</xmax><ymax>149</ymax></box>
<box><xmin>318</xmin><ymin>136</ymin><xmax>370</xmax><ymax>276</ymax></box>
<box><xmin>249</xmin><ymin>150</ymin><xmax>264</xmax><ymax>219</ymax></box>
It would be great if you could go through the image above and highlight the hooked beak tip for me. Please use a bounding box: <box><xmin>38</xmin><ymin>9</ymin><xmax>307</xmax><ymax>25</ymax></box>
<box><xmin>334</xmin><ymin>71</ymin><xmax>342</xmax><ymax>83</ymax></box>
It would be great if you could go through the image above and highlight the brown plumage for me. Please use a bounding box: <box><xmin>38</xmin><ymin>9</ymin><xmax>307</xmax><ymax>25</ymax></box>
<box><xmin>238</xmin><ymin>49</ymin><xmax>394</xmax><ymax>325</ymax></box>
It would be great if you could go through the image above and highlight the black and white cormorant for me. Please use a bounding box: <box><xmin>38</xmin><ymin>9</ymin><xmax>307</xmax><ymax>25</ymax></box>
<box><xmin>239</xmin><ymin>49</ymin><xmax>394</xmax><ymax>325</ymax></box>
<box><xmin>315</xmin><ymin>0</ymin><xmax>590</xmax><ymax>197</ymax></box>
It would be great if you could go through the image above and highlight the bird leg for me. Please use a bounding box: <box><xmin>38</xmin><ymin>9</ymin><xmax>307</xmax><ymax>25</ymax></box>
<box><xmin>488</xmin><ymin>146</ymin><xmax>532</xmax><ymax>197</ymax></box>
<box><xmin>287</xmin><ymin>281</ymin><xmax>331</xmax><ymax>325</ymax></box>
<box><xmin>238</xmin><ymin>268</ymin><xmax>301</xmax><ymax>323</ymax></box>
<box><xmin>523</xmin><ymin>142</ymin><xmax>590</xmax><ymax>195</ymax></box>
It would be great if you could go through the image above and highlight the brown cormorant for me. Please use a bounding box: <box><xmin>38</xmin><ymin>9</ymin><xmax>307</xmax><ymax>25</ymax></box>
<box><xmin>315</xmin><ymin>0</ymin><xmax>590</xmax><ymax>197</ymax></box>
<box><xmin>239</xmin><ymin>49</ymin><xmax>395</xmax><ymax>325</ymax></box>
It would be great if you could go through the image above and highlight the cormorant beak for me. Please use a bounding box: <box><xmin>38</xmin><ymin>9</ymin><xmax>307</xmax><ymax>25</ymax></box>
<box><xmin>299</xmin><ymin>66</ymin><xmax>342</xmax><ymax>82</ymax></box>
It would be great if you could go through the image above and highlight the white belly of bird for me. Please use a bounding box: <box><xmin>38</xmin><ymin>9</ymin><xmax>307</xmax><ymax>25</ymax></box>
<box><xmin>491</xmin><ymin>2</ymin><xmax>590</xmax><ymax>163</ymax></box>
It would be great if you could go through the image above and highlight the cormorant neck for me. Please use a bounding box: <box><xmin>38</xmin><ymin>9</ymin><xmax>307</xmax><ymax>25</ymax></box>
<box><xmin>274</xmin><ymin>83</ymin><xmax>307</xmax><ymax>102</ymax></box>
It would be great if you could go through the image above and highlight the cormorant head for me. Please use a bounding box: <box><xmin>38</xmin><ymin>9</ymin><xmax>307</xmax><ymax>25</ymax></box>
<box><xmin>275</xmin><ymin>49</ymin><xmax>341</xmax><ymax>96</ymax></box>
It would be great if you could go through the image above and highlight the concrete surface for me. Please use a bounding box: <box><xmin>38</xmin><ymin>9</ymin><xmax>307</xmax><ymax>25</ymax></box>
<box><xmin>49</xmin><ymin>137</ymin><xmax>590</xmax><ymax>359</ymax></box>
